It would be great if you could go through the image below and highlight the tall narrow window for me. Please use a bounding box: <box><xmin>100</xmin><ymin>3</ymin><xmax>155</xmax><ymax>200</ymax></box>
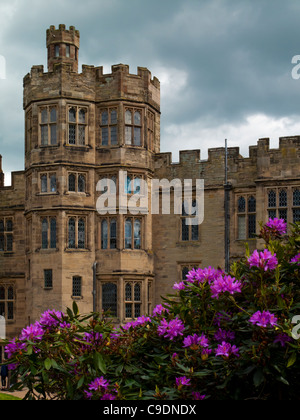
<box><xmin>68</xmin><ymin>218</ymin><xmax>76</xmax><ymax>249</ymax></box>
<box><xmin>101</xmin><ymin>219</ymin><xmax>108</xmax><ymax>249</ymax></box>
<box><xmin>78</xmin><ymin>175</ymin><xmax>86</xmax><ymax>193</ymax></box>
<box><xmin>125</xmin><ymin>218</ymin><xmax>132</xmax><ymax>249</ymax></box>
<box><xmin>102</xmin><ymin>283</ymin><xmax>117</xmax><ymax>317</ymax></box>
<box><xmin>124</xmin><ymin>282</ymin><xmax>142</xmax><ymax>319</ymax></box>
<box><xmin>68</xmin><ymin>217</ymin><xmax>86</xmax><ymax>249</ymax></box>
<box><xmin>0</xmin><ymin>285</ymin><xmax>14</xmax><ymax>320</ymax></box>
<box><xmin>125</xmin><ymin>108</ymin><xmax>142</xmax><ymax>146</ymax></box>
<box><xmin>50</xmin><ymin>218</ymin><xmax>57</xmax><ymax>249</ymax></box>
<box><xmin>248</xmin><ymin>196</ymin><xmax>256</xmax><ymax>238</ymax></box>
<box><xmin>40</xmin><ymin>106</ymin><xmax>57</xmax><ymax>146</ymax></box>
<box><xmin>72</xmin><ymin>276</ymin><xmax>82</xmax><ymax>297</ymax></box>
<box><xmin>68</xmin><ymin>106</ymin><xmax>87</xmax><ymax>145</ymax></box>
<box><xmin>100</xmin><ymin>108</ymin><xmax>118</xmax><ymax>146</ymax></box>
<box><xmin>68</xmin><ymin>174</ymin><xmax>76</xmax><ymax>192</ymax></box>
<box><xmin>110</xmin><ymin>218</ymin><xmax>117</xmax><ymax>249</ymax></box>
<box><xmin>134</xmin><ymin>219</ymin><xmax>141</xmax><ymax>249</ymax></box>
<box><xmin>181</xmin><ymin>200</ymin><xmax>199</xmax><ymax>241</ymax></box>
<box><xmin>293</xmin><ymin>189</ymin><xmax>300</xmax><ymax>223</ymax></box>
<box><xmin>237</xmin><ymin>194</ymin><xmax>256</xmax><ymax>240</ymax></box>
<box><xmin>41</xmin><ymin>175</ymin><xmax>48</xmax><ymax>193</ymax></box>
<box><xmin>0</xmin><ymin>218</ymin><xmax>14</xmax><ymax>253</ymax></box>
<box><xmin>42</xmin><ymin>219</ymin><xmax>48</xmax><ymax>249</ymax></box>
<box><xmin>44</xmin><ymin>269</ymin><xmax>53</xmax><ymax>289</ymax></box>
<box><xmin>78</xmin><ymin>218</ymin><xmax>85</xmax><ymax>249</ymax></box>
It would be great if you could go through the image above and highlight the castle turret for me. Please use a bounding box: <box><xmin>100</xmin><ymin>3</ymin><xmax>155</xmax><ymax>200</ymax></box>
<box><xmin>46</xmin><ymin>24</ymin><xmax>80</xmax><ymax>72</ymax></box>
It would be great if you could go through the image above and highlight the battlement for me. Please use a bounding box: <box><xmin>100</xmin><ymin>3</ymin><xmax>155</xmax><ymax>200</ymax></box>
<box><xmin>155</xmin><ymin>136</ymin><xmax>300</xmax><ymax>185</ymax></box>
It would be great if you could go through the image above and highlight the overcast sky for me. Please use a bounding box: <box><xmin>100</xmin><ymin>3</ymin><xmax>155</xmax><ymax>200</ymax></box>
<box><xmin>1</xmin><ymin>0</ymin><xmax>300</xmax><ymax>185</ymax></box>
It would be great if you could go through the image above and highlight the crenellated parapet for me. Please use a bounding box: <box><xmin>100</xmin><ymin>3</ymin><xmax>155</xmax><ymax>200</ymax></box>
<box><xmin>154</xmin><ymin>136</ymin><xmax>300</xmax><ymax>187</ymax></box>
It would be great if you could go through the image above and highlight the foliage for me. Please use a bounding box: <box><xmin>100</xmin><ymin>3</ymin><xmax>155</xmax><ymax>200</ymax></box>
<box><xmin>2</xmin><ymin>219</ymin><xmax>300</xmax><ymax>400</ymax></box>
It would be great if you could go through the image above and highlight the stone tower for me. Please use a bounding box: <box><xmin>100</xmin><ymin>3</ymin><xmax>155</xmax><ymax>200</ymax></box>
<box><xmin>23</xmin><ymin>25</ymin><xmax>160</xmax><ymax>322</ymax></box>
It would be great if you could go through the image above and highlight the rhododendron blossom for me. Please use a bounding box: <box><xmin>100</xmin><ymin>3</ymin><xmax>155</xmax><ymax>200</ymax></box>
<box><xmin>290</xmin><ymin>253</ymin><xmax>300</xmax><ymax>265</ymax></box>
<box><xmin>215</xmin><ymin>342</ymin><xmax>240</xmax><ymax>358</ymax></box>
<box><xmin>157</xmin><ymin>317</ymin><xmax>185</xmax><ymax>340</ymax></box>
<box><xmin>265</xmin><ymin>218</ymin><xmax>287</xmax><ymax>235</ymax></box>
<box><xmin>247</xmin><ymin>249</ymin><xmax>278</xmax><ymax>271</ymax></box>
<box><xmin>182</xmin><ymin>333</ymin><xmax>209</xmax><ymax>349</ymax></box>
<box><xmin>249</xmin><ymin>310</ymin><xmax>277</xmax><ymax>328</ymax></box>
<box><xmin>210</xmin><ymin>274</ymin><xmax>242</xmax><ymax>299</ymax></box>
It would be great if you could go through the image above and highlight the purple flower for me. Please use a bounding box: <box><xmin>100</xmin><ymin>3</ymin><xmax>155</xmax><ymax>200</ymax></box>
<box><xmin>215</xmin><ymin>341</ymin><xmax>240</xmax><ymax>358</ymax></box>
<box><xmin>265</xmin><ymin>218</ymin><xmax>287</xmax><ymax>235</ymax></box>
<box><xmin>210</xmin><ymin>274</ymin><xmax>242</xmax><ymax>299</ymax></box>
<box><xmin>19</xmin><ymin>322</ymin><xmax>44</xmax><ymax>342</ymax></box>
<box><xmin>249</xmin><ymin>310</ymin><xmax>277</xmax><ymax>328</ymax></box>
<box><xmin>186</xmin><ymin>266</ymin><xmax>223</xmax><ymax>285</ymax></box>
<box><xmin>173</xmin><ymin>281</ymin><xmax>186</xmax><ymax>291</ymax></box>
<box><xmin>248</xmin><ymin>249</ymin><xmax>278</xmax><ymax>271</ymax></box>
<box><xmin>175</xmin><ymin>376</ymin><xmax>191</xmax><ymax>387</ymax></box>
<box><xmin>5</xmin><ymin>338</ymin><xmax>27</xmax><ymax>359</ymax></box>
<box><xmin>214</xmin><ymin>328</ymin><xmax>235</xmax><ymax>343</ymax></box>
<box><xmin>183</xmin><ymin>333</ymin><xmax>209</xmax><ymax>349</ymax></box>
<box><xmin>290</xmin><ymin>253</ymin><xmax>300</xmax><ymax>265</ymax></box>
<box><xmin>39</xmin><ymin>309</ymin><xmax>65</xmax><ymax>328</ymax></box>
<box><xmin>157</xmin><ymin>317</ymin><xmax>185</xmax><ymax>341</ymax></box>
<box><xmin>152</xmin><ymin>304</ymin><xmax>170</xmax><ymax>316</ymax></box>
<box><xmin>273</xmin><ymin>333</ymin><xmax>292</xmax><ymax>347</ymax></box>
<box><xmin>192</xmin><ymin>392</ymin><xmax>206</xmax><ymax>400</ymax></box>
<box><xmin>88</xmin><ymin>376</ymin><xmax>109</xmax><ymax>392</ymax></box>
<box><xmin>123</xmin><ymin>316</ymin><xmax>151</xmax><ymax>330</ymax></box>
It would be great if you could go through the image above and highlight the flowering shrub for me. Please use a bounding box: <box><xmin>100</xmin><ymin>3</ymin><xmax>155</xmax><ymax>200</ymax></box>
<box><xmin>2</xmin><ymin>219</ymin><xmax>300</xmax><ymax>400</ymax></box>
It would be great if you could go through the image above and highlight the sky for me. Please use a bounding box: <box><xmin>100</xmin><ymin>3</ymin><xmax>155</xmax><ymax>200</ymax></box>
<box><xmin>1</xmin><ymin>0</ymin><xmax>300</xmax><ymax>185</ymax></box>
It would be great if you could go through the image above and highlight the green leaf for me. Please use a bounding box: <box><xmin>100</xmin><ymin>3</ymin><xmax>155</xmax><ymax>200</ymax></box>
<box><xmin>73</xmin><ymin>301</ymin><xmax>79</xmax><ymax>316</ymax></box>
<box><xmin>287</xmin><ymin>352</ymin><xmax>297</xmax><ymax>368</ymax></box>
<box><xmin>44</xmin><ymin>358</ymin><xmax>52</xmax><ymax>371</ymax></box>
<box><xmin>93</xmin><ymin>352</ymin><xmax>107</xmax><ymax>374</ymax></box>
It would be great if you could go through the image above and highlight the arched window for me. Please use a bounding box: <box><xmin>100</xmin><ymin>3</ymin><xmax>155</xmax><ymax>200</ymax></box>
<box><xmin>50</xmin><ymin>218</ymin><xmax>56</xmax><ymax>249</ymax></box>
<box><xmin>78</xmin><ymin>175</ymin><xmax>85</xmax><ymax>193</ymax></box>
<box><xmin>248</xmin><ymin>196</ymin><xmax>256</xmax><ymax>213</ymax></box>
<box><xmin>238</xmin><ymin>196</ymin><xmax>246</xmax><ymax>213</ymax></box>
<box><xmin>68</xmin><ymin>174</ymin><xmax>76</xmax><ymax>192</ymax></box>
<box><xmin>78</xmin><ymin>218</ymin><xmax>85</xmax><ymax>249</ymax></box>
<box><xmin>125</xmin><ymin>219</ymin><xmax>132</xmax><ymax>249</ymax></box>
<box><xmin>134</xmin><ymin>219</ymin><xmax>141</xmax><ymax>249</ymax></box>
<box><xmin>6</xmin><ymin>220</ymin><xmax>13</xmax><ymax>232</ymax></box>
<box><xmin>68</xmin><ymin>218</ymin><xmax>76</xmax><ymax>249</ymax></box>
<box><xmin>110</xmin><ymin>219</ymin><xmax>117</xmax><ymax>249</ymax></box>
<box><xmin>268</xmin><ymin>190</ymin><xmax>276</xmax><ymax>208</ymax></box>
<box><xmin>293</xmin><ymin>189</ymin><xmax>300</xmax><ymax>206</ymax></box>
<box><xmin>42</xmin><ymin>219</ymin><xmax>48</xmax><ymax>249</ymax></box>
<box><xmin>102</xmin><ymin>283</ymin><xmax>117</xmax><ymax>317</ymax></box>
<box><xmin>101</xmin><ymin>219</ymin><xmax>108</xmax><ymax>250</ymax></box>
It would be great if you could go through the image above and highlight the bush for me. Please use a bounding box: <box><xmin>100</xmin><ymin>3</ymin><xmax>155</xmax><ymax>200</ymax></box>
<box><xmin>2</xmin><ymin>219</ymin><xmax>300</xmax><ymax>400</ymax></box>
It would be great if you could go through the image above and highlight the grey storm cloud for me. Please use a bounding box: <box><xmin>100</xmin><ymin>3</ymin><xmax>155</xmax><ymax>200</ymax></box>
<box><xmin>1</xmin><ymin>0</ymin><xmax>300</xmax><ymax>183</ymax></box>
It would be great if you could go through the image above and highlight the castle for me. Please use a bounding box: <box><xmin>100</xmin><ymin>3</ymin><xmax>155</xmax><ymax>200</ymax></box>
<box><xmin>1</xmin><ymin>25</ymin><xmax>300</xmax><ymax>357</ymax></box>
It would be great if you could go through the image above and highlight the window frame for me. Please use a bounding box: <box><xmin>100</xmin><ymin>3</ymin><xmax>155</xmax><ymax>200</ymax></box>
<box><xmin>67</xmin><ymin>216</ymin><xmax>87</xmax><ymax>250</ymax></box>
<box><xmin>99</xmin><ymin>107</ymin><xmax>118</xmax><ymax>147</ymax></box>
<box><xmin>180</xmin><ymin>199</ymin><xmax>200</xmax><ymax>242</ymax></box>
<box><xmin>39</xmin><ymin>105</ymin><xmax>58</xmax><ymax>147</ymax></box>
<box><xmin>67</xmin><ymin>105</ymin><xmax>88</xmax><ymax>146</ymax></box>
<box><xmin>0</xmin><ymin>217</ymin><xmax>14</xmax><ymax>253</ymax></box>
<box><xmin>236</xmin><ymin>194</ymin><xmax>256</xmax><ymax>240</ymax></box>
<box><xmin>124</xmin><ymin>107</ymin><xmax>143</xmax><ymax>147</ymax></box>
<box><xmin>124</xmin><ymin>217</ymin><xmax>142</xmax><ymax>250</ymax></box>
<box><xmin>0</xmin><ymin>284</ymin><xmax>15</xmax><ymax>320</ymax></box>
